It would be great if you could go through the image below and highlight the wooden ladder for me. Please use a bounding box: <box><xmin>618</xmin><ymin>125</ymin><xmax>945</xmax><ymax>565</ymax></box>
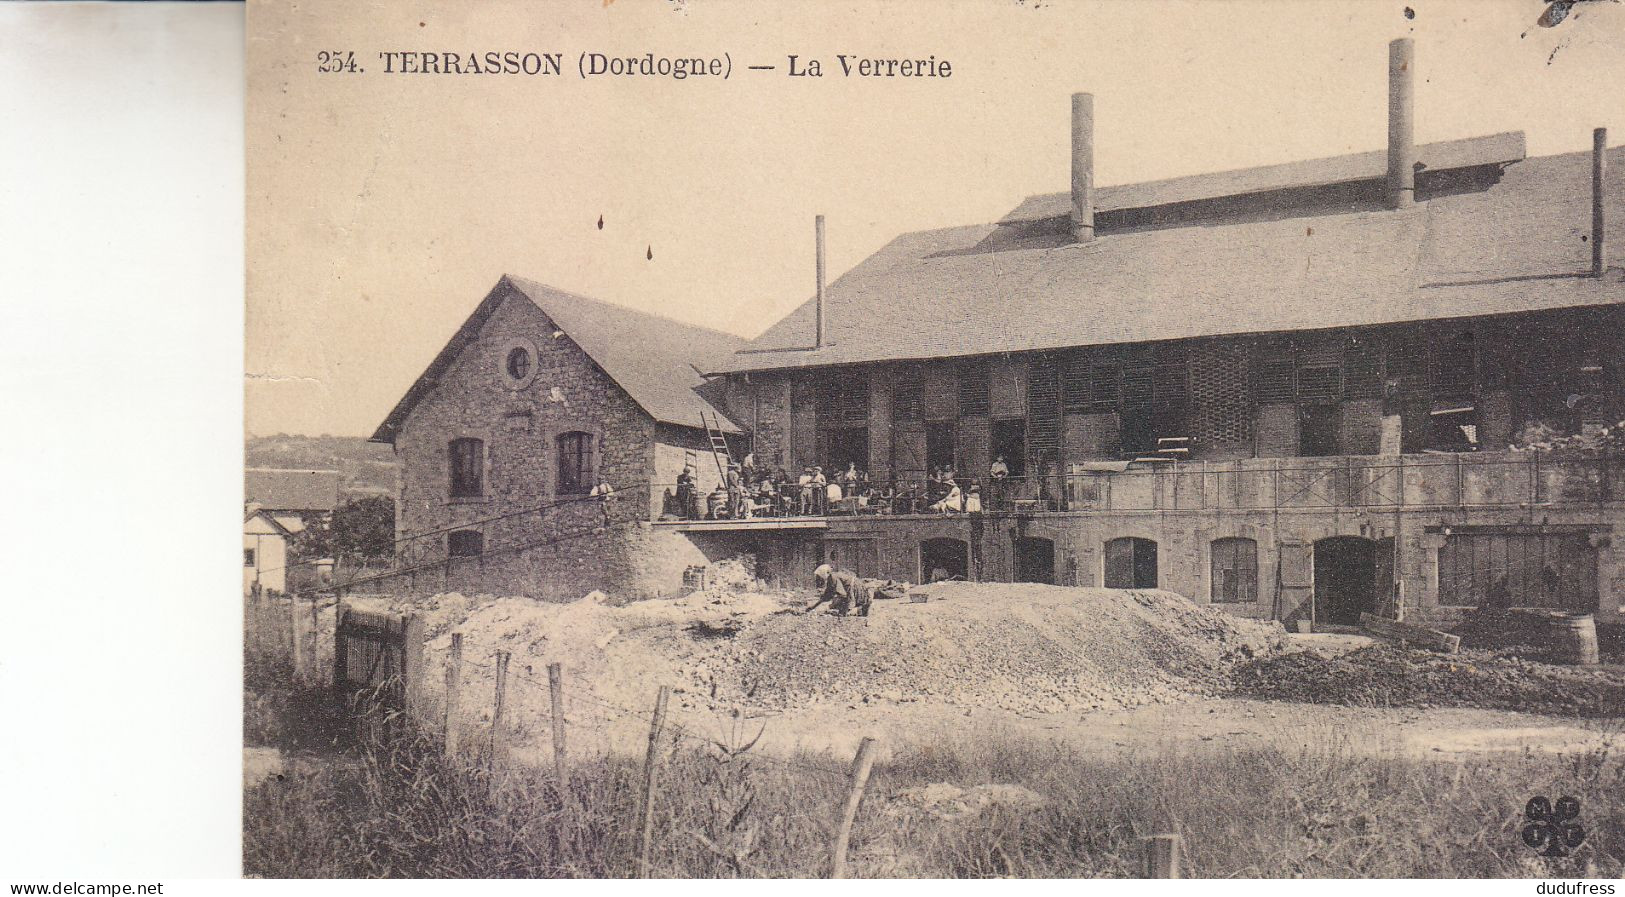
<box><xmin>701</xmin><ymin>411</ymin><xmax>732</xmax><ymax>480</ymax></box>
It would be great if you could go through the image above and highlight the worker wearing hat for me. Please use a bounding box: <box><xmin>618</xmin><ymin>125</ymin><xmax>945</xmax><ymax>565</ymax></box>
<box><xmin>806</xmin><ymin>563</ymin><xmax>871</xmax><ymax>617</ymax></box>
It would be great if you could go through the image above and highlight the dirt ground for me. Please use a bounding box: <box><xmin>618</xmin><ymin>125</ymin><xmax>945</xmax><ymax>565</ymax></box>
<box><xmin>331</xmin><ymin>586</ymin><xmax>1622</xmax><ymax>771</ymax></box>
<box><xmin>492</xmin><ymin>629</ymin><xmax>1622</xmax><ymax>769</ymax></box>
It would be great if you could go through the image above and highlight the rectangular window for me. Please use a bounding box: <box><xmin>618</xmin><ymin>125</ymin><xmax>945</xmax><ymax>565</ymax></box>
<box><xmin>557</xmin><ymin>431</ymin><xmax>594</xmax><ymax>495</ymax></box>
<box><xmin>1299</xmin><ymin>405</ymin><xmax>1341</xmax><ymax>456</ymax></box>
<box><xmin>448</xmin><ymin>530</ymin><xmax>484</xmax><ymax>557</ymax></box>
<box><xmin>449</xmin><ymin>437</ymin><xmax>485</xmax><ymax>498</ymax></box>
<box><xmin>244</xmin><ymin>548</ymin><xmax>256</xmax><ymax>568</ymax></box>
<box><xmin>958</xmin><ymin>360</ymin><xmax>990</xmax><ymax>417</ymax></box>
<box><xmin>1437</xmin><ymin>532</ymin><xmax>1598</xmax><ymax>611</ymax></box>
<box><xmin>1210</xmin><ymin>538</ymin><xmax>1258</xmax><ymax>603</ymax></box>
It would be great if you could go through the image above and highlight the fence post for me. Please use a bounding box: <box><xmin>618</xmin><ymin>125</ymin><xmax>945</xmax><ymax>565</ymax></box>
<box><xmin>444</xmin><ymin>632</ymin><xmax>463</xmax><ymax>756</ymax></box>
<box><xmin>548</xmin><ymin>662</ymin><xmax>568</xmax><ymax>788</ymax></box>
<box><xmin>1143</xmin><ymin>833</ymin><xmax>1182</xmax><ymax>878</ymax></box>
<box><xmin>310</xmin><ymin>597</ymin><xmax>321</xmax><ymax>675</ymax></box>
<box><xmin>490</xmin><ymin>650</ymin><xmax>511</xmax><ymax>763</ymax></box>
<box><xmin>830</xmin><ymin>736</ymin><xmax>878</xmax><ymax>879</ymax></box>
<box><xmin>638</xmin><ymin>685</ymin><xmax>671</xmax><ymax>879</ymax></box>
<box><xmin>332</xmin><ymin>601</ymin><xmax>349</xmax><ymax>689</ymax></box>
<box><xmin>400</xmin><ymin>614</ymin><xmax>425</xmax><ymax>722</ymax></box>
<box><xmin>289</xmin><ymin>594</ymin><xmax>304</xmax><ymax>679</ymax></box>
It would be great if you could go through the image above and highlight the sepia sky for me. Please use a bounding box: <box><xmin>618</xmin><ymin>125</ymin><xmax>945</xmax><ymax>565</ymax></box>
<box><xmin>246</xmin><ymin>0</ymin><xmax>1625</xmax><ymax>438</ymax></box>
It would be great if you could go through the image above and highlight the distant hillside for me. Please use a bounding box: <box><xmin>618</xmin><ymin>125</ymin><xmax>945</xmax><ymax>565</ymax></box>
<box><xmin>246</xmin><ymin>434</ymin><xmax>396</xmax><ymax>501</ymax></box>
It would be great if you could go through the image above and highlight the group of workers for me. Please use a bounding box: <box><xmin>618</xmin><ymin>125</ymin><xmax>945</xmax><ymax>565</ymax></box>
<box><xmin>670</xmin><ymin>454</ymin><xmax>1034</xmax><ymax>521</ymax></box>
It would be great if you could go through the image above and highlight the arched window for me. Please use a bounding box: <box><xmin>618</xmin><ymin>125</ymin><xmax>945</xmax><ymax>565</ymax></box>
<box><xmin>557</xmin><ymin>431</ymin><xmax>594</xmax><ymax>495</ymax></box>
<box><xmin>448</xmin><ymin>530</ymin><xmax>483</xmax><ymax>557</ymax></box>
<box><xmin>449</xmin><ymin>437</ymin><xmax>484</xmax><ymax>498</ymax></box>
<box><xmin>1211</xmin><ymin>537</ymin><xmax>1258</xmax><ymax>603</ymax></box>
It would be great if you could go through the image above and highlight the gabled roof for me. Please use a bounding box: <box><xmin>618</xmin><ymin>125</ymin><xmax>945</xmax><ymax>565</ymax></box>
<box><xmin>720</xmin><ymin>135</ymin><xmax>1625</xmax><ymax>374</ymax></box>
<box><xmin>244</xmin><ymin>506</ymin><xmax>295</xmax><ymax>537</ymax></box>
<box><xmin>371</xmin><ymin>276</ymin><xmax>743</xmax><ymax>443</ymax></box>
<box><xmin>244</xmin><ymin>468</ymin><xmax>341</xmax><ymax>513</ymax></box>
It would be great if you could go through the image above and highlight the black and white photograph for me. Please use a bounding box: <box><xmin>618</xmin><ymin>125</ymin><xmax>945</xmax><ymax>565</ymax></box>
<box><xmin>229</xmin><ymin>0</ymin><xmax>1625</xmax><ymax>881</ymax></box>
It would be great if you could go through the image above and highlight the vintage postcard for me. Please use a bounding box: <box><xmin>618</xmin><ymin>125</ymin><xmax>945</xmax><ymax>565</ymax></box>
<box><xmin>245</xmin><ymin>0</ymin><xmax>1625</xmax><ymax>880</ymax></box>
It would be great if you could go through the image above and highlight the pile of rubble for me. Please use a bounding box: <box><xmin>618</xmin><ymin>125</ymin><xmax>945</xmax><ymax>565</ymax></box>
<box><xmin>1228</xmin><ymin>642</ymin><xmax>1625</xmax><ymax>717</ymax></box>
<box><xmin>703</xmin><ymin>583</ymin><xmax>1287</xmax><ymax>715</ymax></box>
<box><xmin>373</xmin><ymin>581</ymin><xmax>1289</xmax><ymax>732</ymax></box>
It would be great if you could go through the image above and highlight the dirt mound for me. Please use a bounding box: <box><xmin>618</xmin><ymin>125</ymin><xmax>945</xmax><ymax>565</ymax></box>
<box><xmin>1228</xmin><ymin>643</ymin><xmax>1625</xmax><ymax>717</ymax></box>
<box><xmin>705</xmin><ymin>583</ymin><xmax>1286</xmax><ymax>715</ymax></box>
<box><xmin>376</xmin><ymin>583</ymin><xmax>1285</xmax><ymax>751</ymax></box>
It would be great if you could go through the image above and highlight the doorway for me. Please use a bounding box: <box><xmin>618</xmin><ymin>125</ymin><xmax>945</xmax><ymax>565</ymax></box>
<box><xmin>1104</xmin><ymin>537</ymin><xmax>1158</xmax><ymax>589</ymax></box>
<box><xmin>925</xmin><ymin>422</ymin><xmax>956</xmax><ymax>473</ymax></box>
<box><xmin>1013</xmin><ymin>536</ymin><xmax>1055</xmax><ymax>584</ymax></box>
<box><xmin>991</xmin><ymin>418</ymin><xmax>1027</xmax><ymax>477</ymax></box>
<box><xmin>921</xmin><ymin>538</ymin><xmax>969</xmax><ymax>583</ymax></box>
<box><xmin>1313</xmin><ymin>536</ymin><xmax>1378</xmax><ymax>625</ymax></box>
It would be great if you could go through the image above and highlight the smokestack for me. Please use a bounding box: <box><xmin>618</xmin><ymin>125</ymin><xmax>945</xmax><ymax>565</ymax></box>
<box><xmin>1387</xmin><ymin>38</ymin><xmax>1416</xmax><ymax>209</ymax></box>
<box><xmin>815</xmin><ymin>214</ymin><xmax>826</xmax><ymax>347</ymax></box>
<box><xmin>1594</xmin><ymin>127</ymin><xmax>1608</xmax><ymax>277</ymax></box>
<box><xmin>1070</xmin><ymin>92</ymin><xmax>1095</xmax><ymax>242</ymax></box>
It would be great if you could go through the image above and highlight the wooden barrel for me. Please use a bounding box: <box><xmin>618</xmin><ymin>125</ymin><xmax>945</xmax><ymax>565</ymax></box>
<box><xmin>1548</xmin><ymin>613</ymin><xmax>1601</xmax><ymax>665</ymax></box>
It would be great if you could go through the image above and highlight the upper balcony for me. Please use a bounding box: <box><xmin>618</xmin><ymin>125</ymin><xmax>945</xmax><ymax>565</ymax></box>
<box><xmin>647</xmin><ymin>450</ymin><xmax>1623</xmax><ymax>526</ymax></box>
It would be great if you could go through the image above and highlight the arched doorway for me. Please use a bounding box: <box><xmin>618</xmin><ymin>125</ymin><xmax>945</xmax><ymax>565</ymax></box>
<box><xmin>921</xmin><ymin>538</ymin><xmax>969</xmax><ymax>583</ymax></box>
<box><xmin>1013</xmin><ymin>536</ymin><xmax>1056</xmax><ymax>584</ymax></box>
<box><xmin>1313</xmin><ymin>536</ymin><xmax>1378</xmax><ymax>625</ymax></box>
<box><xmin>1104</xmin><ymin>537</ymin><xmax>1158</xmax><ymax>589</ymax></box>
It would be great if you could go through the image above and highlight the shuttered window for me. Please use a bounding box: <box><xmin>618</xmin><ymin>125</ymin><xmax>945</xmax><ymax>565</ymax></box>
<box><xmin>1210</xmin><ymin>537</ymin><xmax>1258</xmax><ymax>603</ymax></box>
<box><xmin>958</xmin><ymin>360</ymin><xmax>990</xmax><ymax>417</ymax></box>
<box><xmin>556</xmin><ymin>431</ymin><xmax>594</xmax><ymax>495</ymax></box>
<box><xmin>449</xmin><ymin>437</ymin><xmax>485</xmax><ymax>498</ymax></box>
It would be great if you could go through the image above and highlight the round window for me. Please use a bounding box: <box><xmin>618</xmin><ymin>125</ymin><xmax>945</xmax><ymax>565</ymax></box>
<box><xmin>505</xmin><ymin>346</ymin><xmax>532</xmax><ymax>381</ymax></box>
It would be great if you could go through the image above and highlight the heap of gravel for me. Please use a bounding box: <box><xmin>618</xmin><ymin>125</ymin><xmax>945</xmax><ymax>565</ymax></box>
<box><xmin>1228</xmin><ymin>643</ymin><xmax>1625</xmax><ymax>718</ymax></box>
<box><xmin>704</xmin><ymin>583</ymin><xmax>1287</xmax><ymax>715</ymax></box>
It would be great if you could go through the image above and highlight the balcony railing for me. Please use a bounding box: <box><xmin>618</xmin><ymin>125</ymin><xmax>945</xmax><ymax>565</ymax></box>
<box><xmin>649</xmin><ymin>451</ymin><xmax>1622</xmax><ymax>522</ymax></box>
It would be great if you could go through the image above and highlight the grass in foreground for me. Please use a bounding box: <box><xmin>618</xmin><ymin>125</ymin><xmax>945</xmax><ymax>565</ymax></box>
<box><xmin>244</xmin><ymin>683</ymin><xmax>1625</xmax><ymax>878</ymax></box>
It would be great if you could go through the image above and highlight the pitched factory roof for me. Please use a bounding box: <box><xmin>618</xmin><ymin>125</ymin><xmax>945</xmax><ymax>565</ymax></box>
<box><xmin>1000</xmin><ymin>132</ymin><xmax>1527</xmax><ymax>222</ymax></box>
<box><xmin>720</xmin><ymin>135</ymin><xmax>1625</xmax><ymax>374</ymax></box>
<box><xmin>244</xmin><ymin>468</ymin><xmax>341</xmax><ymax>513</ymax></box>
<box><xmin>371</xmin><ymin>276</ymin><xmax>743</xmax><ymax>443</ymax></box>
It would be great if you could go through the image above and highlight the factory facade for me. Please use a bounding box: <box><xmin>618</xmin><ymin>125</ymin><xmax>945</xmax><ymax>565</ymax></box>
<box><xmin>370</xmin><ymin>40</ymin><xmax>1625</xmax><ymax>624</ymax></box>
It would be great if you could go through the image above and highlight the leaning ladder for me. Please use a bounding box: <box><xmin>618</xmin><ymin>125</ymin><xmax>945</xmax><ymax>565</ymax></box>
<box><xmin>701</xmin><ymin>411</ymin><xmax>733</xmax><ymax>480</ymax></box>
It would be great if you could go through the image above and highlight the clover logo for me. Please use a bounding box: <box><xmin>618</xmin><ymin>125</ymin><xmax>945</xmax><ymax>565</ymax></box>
<box><xmin>1522</xmin><ymin>796</ymin><xmax>1585</xmax><ymax>857</ymax></box>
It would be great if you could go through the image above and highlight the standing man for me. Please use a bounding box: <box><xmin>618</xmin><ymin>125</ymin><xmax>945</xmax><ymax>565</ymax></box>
<box><xmin>675</xmin><ymin>464</ymin><xmax>697</xmax><ymax>520</ymax></box>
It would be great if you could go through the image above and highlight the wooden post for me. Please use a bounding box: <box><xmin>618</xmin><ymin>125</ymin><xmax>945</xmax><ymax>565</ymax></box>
<box><xmin>1144</xmin><ymin>833</ymin><xmax>1182</xmax><ymax>878</ymax></box>
<box><xmin>638</xmin><ymin>685</ymin><xmax>671</xmax><ymax>879</ymax></box>
<box><xmin>289</xmin><ymin>594</ymin><xmax>304</xmax><ymax>678</ymax></box>
<box><xmin>548</xmin><ymin>662</ymin><xmax>568</xmax><ymax>787</ymax></box>
<box><xmin>443</xmin><ymin>632</ymin><xmax>463</xmax><ymax>756</ymax></box>
<box><xmin>830</xmin><ymin>736</ymin><xmax>878</xmax><ymax>879</ymax></box>
<box><xmin>490</xmin><ymin>650</ymin><xmax>511</xmax><ymax>762</ymax></box>
<box><xmin>310</xmin><ymin>597</ymin><xmax>321</xmax><ymax>676</ymax></box>
<box><xmin>332</xmin><ymin>601</ymin><xmax>349</xmax><ymax>689</ymax></box>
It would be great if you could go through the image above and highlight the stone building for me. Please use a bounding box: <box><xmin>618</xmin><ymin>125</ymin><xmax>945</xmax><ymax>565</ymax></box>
<box><xmin>367</xmin><ymin>40</ymin><xmax>1624</xmax><ymax>626</ymax></box>
<box><xmin>366</xmin><ymin>276</ymin><xmax>749</xmax><ymax>600</ymax></box>
<box><xmin>694</xmin><ymin>39</ymin><xmax>1625</xmax><ymax>625</ymax></box>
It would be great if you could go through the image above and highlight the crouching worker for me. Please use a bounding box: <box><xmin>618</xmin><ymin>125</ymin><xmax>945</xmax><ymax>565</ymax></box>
<box><xmin>806</xmin><ymin>563</ymin><xmax>872</xmax><ymax>617</ymax></box>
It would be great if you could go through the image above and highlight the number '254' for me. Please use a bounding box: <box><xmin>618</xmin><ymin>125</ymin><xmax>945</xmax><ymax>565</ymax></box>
<box><xmin>317</xmin><ymin>51</ymin><xmax>359</xmax><ymax>74</ymax></box>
